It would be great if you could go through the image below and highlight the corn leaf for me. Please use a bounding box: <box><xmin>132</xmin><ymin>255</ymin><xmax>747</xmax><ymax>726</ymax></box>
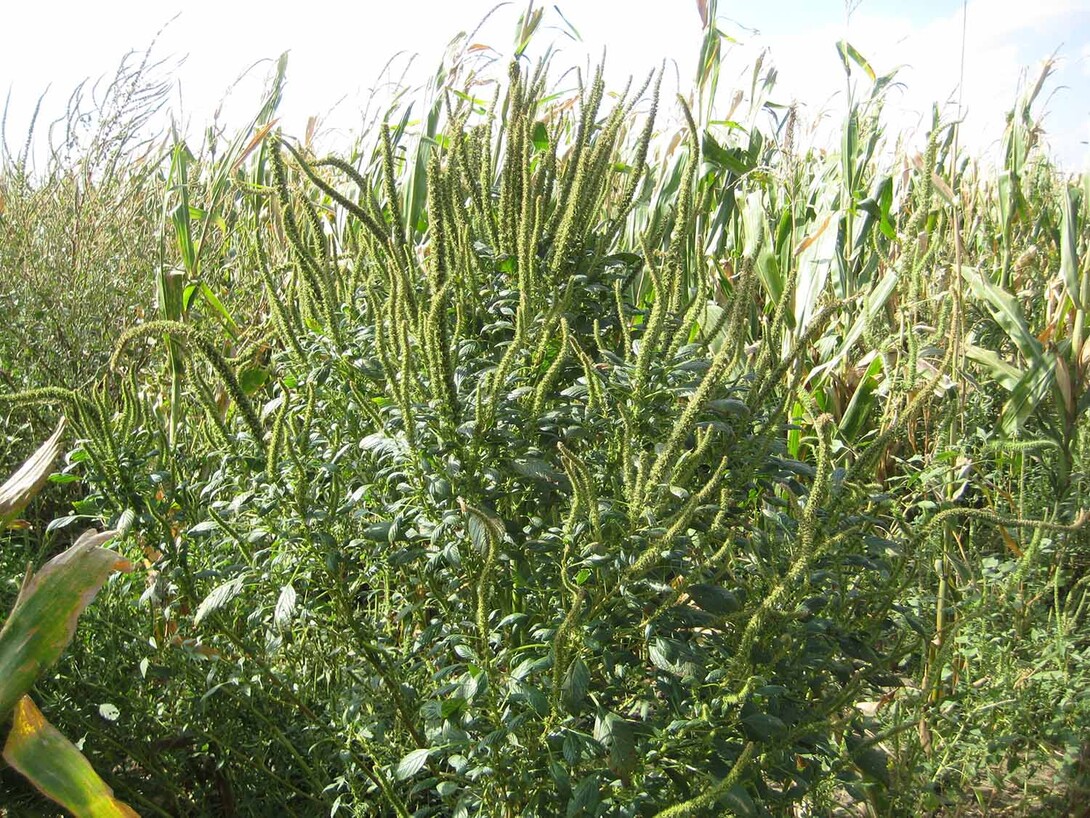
<box><xmin>1060</xmin><ymin>185</ymin><xmax>1082</xmax><ymax>308</ymax></box>
<box><xmin>0</xmin><ymin>418</ymin><xmax>66</xmax><ymax>528</ymax></box>
<box><xmin>965</xmin><ymin>344</ymin><xmax>1024</xmax><ymax>391</ymax></box>
<box><xmin>835</xmin><ymin>40</ymin><xmax>876</xmax><ymax>82</ymax></box>
<box><xmin>1001</xmin><ymin>357</ymin><xmax>1056</xmax><ymax>436</ymax></box>
<box><xmin>0</xmin><ymin>529</ymin><xmax>129</xmax><ymax>716</ymax></box>
<box><xmin>962</xmin><ymin>266</ymin><xmax>1045</xmax><ymax>365</ymax></box>
<box><xmin>3</xmin><ymin>695</ymin><xmax>139</xmax><ymax>817</ymax></box>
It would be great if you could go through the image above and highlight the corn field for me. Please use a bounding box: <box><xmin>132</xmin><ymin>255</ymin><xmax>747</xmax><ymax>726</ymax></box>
<box><xmin>0</xmin><ymin>5</ymin><xmax>1088</xmax><ymax>816</ymax></box>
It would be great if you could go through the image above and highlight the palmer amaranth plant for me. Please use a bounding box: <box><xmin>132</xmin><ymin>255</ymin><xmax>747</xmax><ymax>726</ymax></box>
<box><xmin>1</xmin><ymin>8</ymin><xmax>1088</xmax><ymax>815</ymax></box>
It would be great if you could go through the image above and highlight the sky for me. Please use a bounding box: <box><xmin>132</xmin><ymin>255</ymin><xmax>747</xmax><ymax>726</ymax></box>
<box><xmin>2</xmin><ymin>0</ymin><xmax>1088</xmax><ymax>170</ymax></box>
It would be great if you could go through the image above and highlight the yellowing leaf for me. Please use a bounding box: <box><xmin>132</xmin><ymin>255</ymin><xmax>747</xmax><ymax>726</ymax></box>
<box><xmin>0</xmin><ymin>529</ymin><xmax>130</xmax><ymax>715</ymax></box>
<box><xmin>4</xmin><ymin>696</ymin><xmax>140</xmax><ymax>817</ymax></box>
<box><xmin>0</xmin><ymin>418</ymin><xmax>66</xmax><ymax>528</ymax></box>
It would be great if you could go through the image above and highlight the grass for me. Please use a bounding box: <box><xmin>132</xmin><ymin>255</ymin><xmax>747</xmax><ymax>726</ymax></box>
<box><xmin>0</xmin><ymin>4</ymin><xmax>1088</xmax><ymax>815</ymax></box>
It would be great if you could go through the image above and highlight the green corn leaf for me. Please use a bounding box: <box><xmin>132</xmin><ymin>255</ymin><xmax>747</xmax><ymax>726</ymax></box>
<box><xmin>811</xmin><ymin>266</ymin><xmax>898</xmax><ymax>383</ymax></box>
<box><xmin>965</xmin><ymin>344</ymin><xmax>1024</xmax><ymax>391</ymax></box>
<box><xmin>962</xmin><ymin>266</ymin><xmax>1044</xmax><ymax>365</ymax></box>
<box><xmin>836</xmin><ymin>40</ymin><xmax>876</xmax><ymax>82</ymax></box>
<box><xmin>3</xmin><ymin>695</ymin><xmax>139</xmax><ymax>817</ymax></box>
<box><xmin>1060</xmin><ymin>184</ymin><xmax>1082</xmax><ymax>309</ymax></box>
<box><xmin>839</xmin><ymin>353</ymin><xmax>884</xmax><ymax>441</ymax></box>
<box><xmin>1000</xmin><ymin>357</ymin><xmax>1056</xmax><ymax>436</ymax></box>
<box><xmin>0</xmin><ymin>529</ymin><xmax>128</xmax><ymax>716</ymax></box>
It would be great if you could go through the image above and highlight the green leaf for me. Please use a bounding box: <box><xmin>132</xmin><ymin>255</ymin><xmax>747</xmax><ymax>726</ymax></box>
<box><xmin>1060</xmin><ymin>184</ymin><xmax>1082</xmax><ymax>308</ymax></box>
<box><xmin>853</xmin><ymin>745</ymin><xmax>891</xmax><ymax>787</ymax></box>
<box><xmin>702</xmin><ymin>131</ymin><xmax>751</xmax><ymax>176</ymax></box>
<box><xmin>182</xmin><ymin>281</ymin><xmax>199</xmax><ymax>313</ymax></box>
<box><xmin>595</xmin><ymin>712</ymin><xmax>637</xmax><ymax>778</ymax></box>
<box><xmin>741</xmin><ymin>712</ymin><xmax>787</xmax><ymax>742</ymax></box>
<box><xmin>839</xmin><ymin>353</ymin><xmax>883</xmax><ymax>440</ymax></box>
<box><xmin>274</xmin><ymin>584</ymin><xmax>297</xmax><ymax>630</ymax></box>
<box><xmin>962</xmin><ymin>266</ymin><xmax>1044</xmax><ymax>365</ymax></box>
<box><xmin>0</xmin><ymin>529</ymin><xmax>128</xmax><ymax>716</ymax></box>
<box><xmin>686</xmin><ymin>584</ymin><xmax>741</xmax><ymax>615</ymax></box>
<box><xmin>531</xmin><ymin>122</ymin><xmax>549</xmax><ymax>153</ymax></box>
<box><xmin>394</xmin><ymin>747</ymin><xmax>431</xmax><ymax>780</ymax></box>
<box><xmin>465</xmin><ymin>506</ymin><xmax>503</xmax><ymax>554</ymax></box>
<box><xmin>965</xmin><ymin>344</ymin><xmax>1024</xmax><ymax>391</ymax></box>
<box><xmin>1001</xmin><ymin>356</ymin><xmax>1056</xmax><ymax>436</ymax></box>
<box><xmin>194</xmin><ymin>576</ymin><xmax>245</xmax><ymax>625</ymax></box>
<box><xmin>561</xmin><ymin>658</ymin><xmax>590</xmax><ymax>712</ymax></box>
<box><xmin>199</xmin><ymin>282</ymin><xmax>239</xmax><ymax>334</ymax></box>
<box><xmin>566</xmin><ymin>773</ymin><xmax>599</xmax><ymax>817</ymax></box>
<box><xmin>836</xmin><ymin>40</ymin><xmax>876</xmax><ymax>81</ymax></box>
<box><xmin>3</xmin><ymin>696</ymin><xmax>139</xmax><ymax>817</ymax></box>
<box><xmin>238</xmin><ymin>366</ymin><xmax>269</xmax><ymax>395</ymax></box>
<box><xmin>649</xmin><ymin>637</ymin><xmax>674</xmax><ymax>672</ymax></box>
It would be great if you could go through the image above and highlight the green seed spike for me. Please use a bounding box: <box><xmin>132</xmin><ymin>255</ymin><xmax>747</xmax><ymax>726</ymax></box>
<box><xmin>551</xmin><ymin>64</ymin><xmax>605</xmax><ymax>243</ymax></box>
<box><xmin>738</xmin><ymin>414</ymin><xmax>834</xmax><ymax>662</ymax></box>
<box><xmin>651</xmin><ymin>742</ymin><xmax>756</xmax><ymax>818</ymax></box>
<box><xmin>271</xmin><ymin>138</ymin><xmax>340</xmax><ymax>338</ymax></box>
<box><xmin>253</xmin><ymin>236</ymin><xmax>307</xmax><ymax>365</ymax></box>
<box><xmin>569</xmin><ymin>335</ymin><xmax>604</xmax><ymax>415</ymax></box>
<box><xmin>663</xmin><ymin>97</ymin><xmax>700</xmax><ymax>315</ymax></box>
<box><xmin>289</xmin><ymin>148</ymin><xmax>389</xmax><ymax>246</ymax></box>
<box><xmin>558</xmin><ymin>442</ymin><xmax>600</xmax><ymax>538</ymax></box>
<box><xmin>265</xmin><ymin>387</ymin><xmax>291</xmax><ymax>481</ymax></box>
<box><xmin>633</xmin><ymin>254</ymin><xmax>667</xmax><ymax>395</ymax></box>
<box><xmin>112</xmin><ymin>321</ymin><xmax>266</xmax><ymax>454</ymax></box>
<box><xmin>462</xmin><ymin>503</ymin><xmax>503</xmax><ymax>653</ymax></box>
<box><xmin>664</xmin><ymin>271</ymin><xmax>710</xmax><ymax>362</ymax></box>
<box><xmin>425</xmin><ymin>151</ymin><xmax>445</xmax><ymax>298</ymax></box>
<box><xmin>629</xmin><ymin>454</ymin><xmax>728</xmax><ymax>580</ymax></box>
<box><xmin>613</xmin><ymin>70</ymin><xmax>661</xmax><ymax>234</ymax></box>
<box><xmin>638</xmin><ymin>296</ymin><xmax>745</xmax><ymax>509</ymax></box>
<box><xmin>191</xmin><ymin>371</ymin><xmax>237</xmax><ymax>455</ymax></box>
<box><xmin>548</xmin><ymin>588</ymin><xmax>586</xmax><ymax>720</ymax></box>
<box><xmin>380</xmin><ymin>124</ymin><xmax>406</xmax><ymax>247</ymax></box>
<box><xmin>530</xmin><ymin>318</ymin><xmax>571</xmax><ymax>417</ymax></box>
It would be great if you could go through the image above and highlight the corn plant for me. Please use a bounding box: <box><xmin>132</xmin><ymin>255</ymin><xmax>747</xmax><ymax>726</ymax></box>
<box><xmin>0</xmin><ymin>419</ymin><xmax>136</xmax><ymax>816</ymax></box>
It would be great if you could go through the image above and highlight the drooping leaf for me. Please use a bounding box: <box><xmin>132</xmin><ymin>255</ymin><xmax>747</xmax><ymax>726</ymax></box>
<box><xmin>0</xmin><ymin>529</ymin><xmax>128</xmax><ymax>716</ymax></box>
<box><xmin>962</xmin><ymin>266</ymin><xmax>1044</xmax><ymax>365</ymax></box>
<box><xmin>965</xmin><ymin>344</ymin><xmax>1024</xmax><ymax>391</ymax></box>
<box><xmin>836</xmin><ymin>40</ymin><xmax>876</xmax><ymax>82</ymax></box>
<box><xmin>0</xmin><ymin>418</ymin><xmax>66</xmax><ymax>528</ymax></box>
<box><xmin>1000</xmin><ymin>356</ymin><xmax>1056</xmax><ymax>436</ymax></box>
<box><xmin>566</xmin><ymin>773</ymin><xmax>600</xmax><ymax>817</ymax></box>
<box><xmin>3</xmin><ymin>696</ymin><xmax>139</xmax><ymax>817</ymax></box>
<box><xmin>722</xmin><ymin>784</ymin><xmax>758</xmax><ymax>817</ymax></box>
